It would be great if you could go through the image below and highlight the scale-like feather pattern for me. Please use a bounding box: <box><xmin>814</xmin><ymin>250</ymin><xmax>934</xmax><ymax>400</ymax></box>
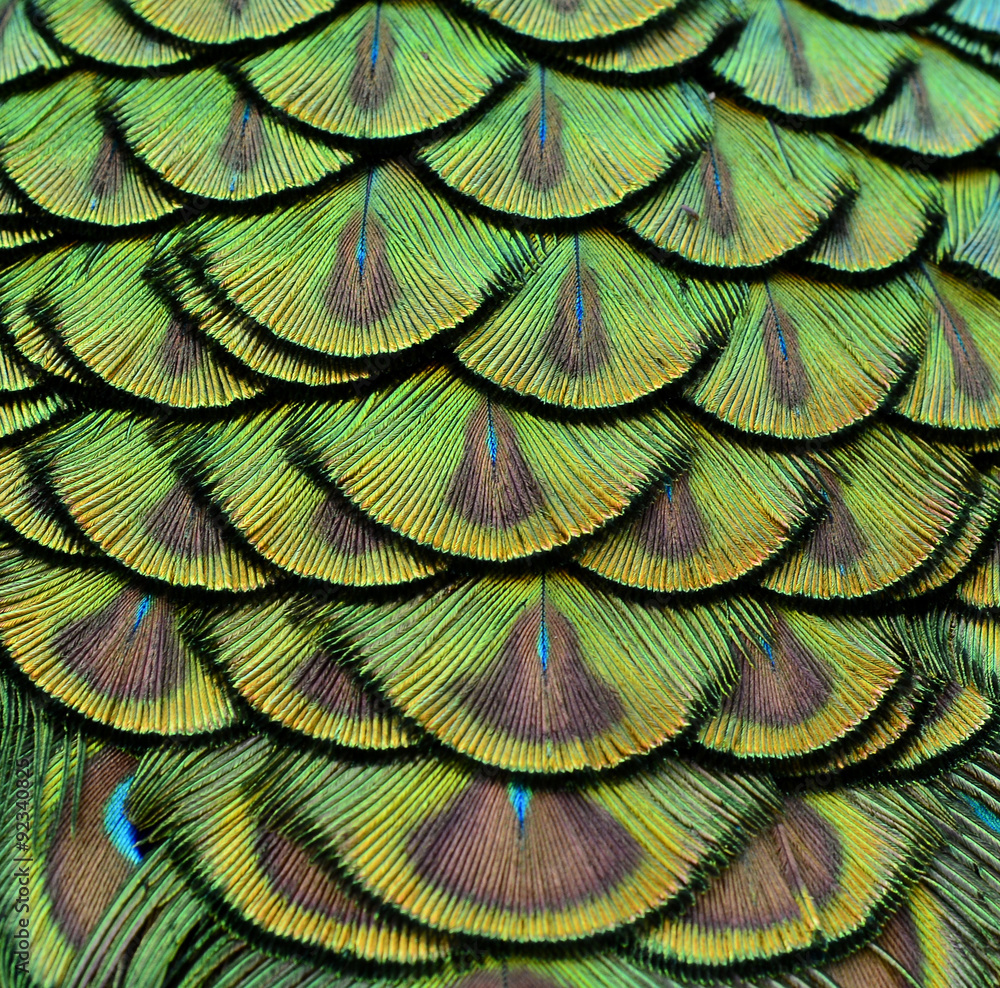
<box><xmin>764</xmin><ymin>425</ymin><xmax>971</xmax><ymax>598</ymax></box>
<box><xmin>715</xmin><ymin>0</ymin><xmax>918</xmax><ymax>118</ymax></box>
<box><xmin>568</xmin><ymin>0</ymin><xmax>745</xmax><ymax>74</ymax></box>
<box><xmin>4</xmin><ymin>239</ymin><xmax>261</xmax><ymax>407</ymax></box>
<box><xmin>895</xmin><ymin>263</ymin><xmax>1000</xmax><ymax>430</ymax></box>
<box><xmin>210</xmin><ymin>598</ymin><xmax>418</xmax><ymax>747</ymax></box>
<box><xmin>896</xmin><ymin>468</ymin><xmax>1000</xmax><ymax>600</ymax></box>
<box><xmin>460</xmin><ymin>0</ymin><xmax>679</xmax><ymax>41</ymax></box>
<box><xmin>131</xmin><ymin>742</ymin><xmax>449</xmax><ymax>963</ymax></box>
<box><xmin>0</xmin><ymin>447</ymin><xmax>92</xmax><ymax>556</ymax></box>
<box><xmin>1</xmin><ymin>0</ymin><xmax>999</xmax><ymax>985</ymax></box>
<box><xmin>197</xmin><ymin>162</ymin><xmax>534</xmax><ymax>357</ymax></box>
<box><xmin>690</xmin><ymin>274</ymin><xmax>923</xmax><ymax>438</ymax></box>
<box><xmin>938</xmin><ymin>169</ymin><xmax>1000</xmax><ymax>282</ymax></box>
<box><xmin>323</xmin><ymin>367</ymin><xmax>682</xmax><ymax>560</ymax></box>
<box><xmin>37</xmin><ymin>0</ymin><xmax>191</xmax><ymax>68</ymax></box>
<box><xmin>626</xmin><ymin>99</ymin><xmax>856</xmax><ymax>268</ymax></box>
<box><xmin>125</xmin><ymin>0</ymin><xmax>338</xmax><ymax>44</ymax></box>
<box><xmin>36</xmin><ymin>412</ymin><xmax>273</xmax><ymax>590</ymax></box>
<box><xmin>280</xmin><ymin>749</ymin><xmax>779</xmax><ymax>940</ymax></box>
<box><xmin>0</xmin><ymin>547</ymin><xmax>238</xmax><ymax>733</ymax></box>
<box><xmin>334</xmin><ymin>572</ymin><xmax>732</xmax><ymax>771</ymax></box>
<box><xmin>165</xmin><ymin>254</ymin><xmax>376</xmax><ymax>385</ymax></box>
<box><xmin>856</xmin><ymin>38</ymin><xmax>1000</xmax><ymax>157</ymax></box>
<box><xmin>455</xmin><ymin>231</ymin><xmax>728</xmax><ymax>408</ymax></box>
<box><xmin>422</xmin><ymin>66</ymin><xmax>711</xmax><ymax>219</ymax></box>
<box><xmin>577</xmin><ymin>411</ymin><xmax>816</xmax><ymax>591</ymax></box>
<box><xmin>115</xmin><ymin>68</ymin><xmax>351</xmax><ymax>200</ymax></box>
<box><xmin>199</xmin><ymin>410</ymin><xmax>444</xmax><ymax>584</ymax></box>
<box><xmin>807</xmin><ymin>140</ymin><xmax>938</xmax><ymax>273</ymax></box>
<box><xmin>640</xmin><ymin>787</ymin><xmax>938</xmax><ymax>968</ymax></box>
<box><xmin>0</xmin><ymin>73</ymin><xmax>179</xmax><ymax>226</ymax></box>
<box><xmin>243</xmin><ymin>1</ymin><xmax>521</xmax><ymax>141</ymax></box>
<box><xmin>0</xmin><ymin>0</ymin><xmax>65</xmax><ymax>86</ymax></box>
<box><xmin>697</xmin><ymin>602</ymin><xmax>902</xmax><ymax>761</ymax></box>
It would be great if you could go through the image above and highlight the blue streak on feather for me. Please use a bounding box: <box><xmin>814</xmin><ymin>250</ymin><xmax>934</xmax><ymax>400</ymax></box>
<box><xmin>664</xmin><ymin>477</ymin><xmax>673</xmax><ymax>503</ymax></box>
<box><xmin>707</xmin><ymin>144</ymin><xmax>724</xmax><ymax>209</ymax></box>
<box><xmin>537</xmin><ymin>624</ymin><xmax>549</xmax><ymax>672</ymax></box>
<box><xmin>371</xmin><ymin>3</ymin><xmax>382</xmax><ymax>70</ymax></box>
<box><xmin>508</xmin><ymin>783</ymin><xmax>531</xmax><ymax>833</ymax></box>
<box><xmin>229</xmin><ymin>104</ymin><xmax>253</xmax><ymax>192</ymax></box>
<box><xmin>764</xmin><ymin>282</ymin><xmax>788</xmax><ymax>360</ymax></box>
<box><xmin>537</xmin><ymin>592</ymin><xmax>549</xmax><ymax>675</ymax></box>
<box><xmin>964</xmin><ymin>795</ymin><xmax>1000</xmax><ymax>833</ymax></box>
<box><xmin>759</xmin><ymin>637</ymin><xmax>776</xmax><ymax>669</ymax></box>
<box><xmin>538</xmin><ymin>67</ymin><xmax>548</xmax><ymax>150</ymax></box>
<box><xmin>131</xmin><ymin>595</ymin><xmax>153</xmax><ymax>636</ymax></box>
<box><xmin>103</xmin><ymin>777</ymin><xmax>142</xmax><ymax>866</ymax></box>
<box><xmin>486</xmin><ymin>400</ymin><xmax>498</xmax><ymax>466</ymax></box>
<box><xmin>573</xmin><ymin>234</ymin><xmax>584</xmax><ymax>338</ymax></box>
<box><xmin>357</xmin><ymin>169</ymin><xmax>375</xmax><ymax>279</ymax></box>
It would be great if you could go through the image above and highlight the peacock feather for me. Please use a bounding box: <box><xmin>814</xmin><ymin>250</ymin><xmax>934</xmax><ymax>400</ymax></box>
<box><xmin>2</xmin><ymin>1</ymin><xmax>1000</xmax><ymax>986</ymax></box>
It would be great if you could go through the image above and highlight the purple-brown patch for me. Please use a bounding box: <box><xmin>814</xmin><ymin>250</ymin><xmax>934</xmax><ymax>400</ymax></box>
<box><xmin>876</xmin><ymin>901</ymin><xmax>925</xmax><ymax>980</ymax></box>
<box><xmin>256</xmin><ymin>823</ymin><xmax>365</xmax><ymax>923</ymax></box>
<box><xmin>219</xmin><ymin>100</ymin><xmax>264</xmax><ymax>175</ymax></box>
<box><xmin>518</xmin><ymin>84</ymin><xmax>566</xmax><ymax>193</ymax></box>
<box><xmin>142</xmin><ymin>480</ymin><xmax>230</xmax><ymax>559</ymax></box>
<box><xmin>544</xmin><ymin>261</ymin><xmax>611</xmax><ymax>378</ymax></box>
<box><xmin>324</xmin><ymin>209</ymin><xmax>400</xmax><ymax>328</ymax></box>
<box><xmin>806</xmin><ymin>467</ymin><xmax>869</xmax><ymax>571</ymax></box>
<box><xmin>156</xmin><ymin>319</ymin><xmax>206</xmax><ymax>380</ymax></box>
<box><xmin>921</xmin><ymin>680</ymin><xmax>963</xmax><ymax>731</ymax></box>
<box><xmin>777</xmin><ymin>798</ymin><xmax>842</xmax><ymax>907</ymax></box>
<box><xmin>446</xmin><ymin>401</ymin><xmax>545</xmax><ymax>529</ymax></box>
<box><xmin>456</xmin><ymin>601</ymin><xmax>623</xmax><ymax>743</ymax></box>
<box><xmin>719</xmin><ymin>614</ymin><xmax>833</xmax><ymax>729</ymax></box>
<box><xmin>777</xmin><ymin>4</ymin><xmax>812</xmax><ymax>92</ymax></box>
<box><xmin>348</xmin><ymin>10</ymin><xmax>397</xmax><ymax>113</ymax></box>
<box><xmin>310</xmin><ymin>489</ymin><xmax>391</xmax><ymax>556</ymax></box>
<box><xmin>46</xmin><ymin>749</ymin><xmax>140</xmax><ymax>947</ymax></box>
<box><xmin>819</xmin><ymin>949</ymin><xmax>914</xmax><ymax>988</ymax></box>
<box><xmin>699</xmin><ymin>146</ymin><xmax>739</xmax><ymax>239</ymax></box>
<box><xmin>53</xmin><ymin>589</ymin><xmax>187</xmax><ymax>701</ymax></box>
<box><xmin>631</xmin><ymin>473</ymin><xmax>708</xmax><ymax>561</ymax></box>
<box><xmin>407</xmin><ymin>777</ymin><xmax>642</xmax><ymax>909</ymax></box>
<box><xmin>761</xmin><ymin>295</ymin><xmax>811</xmax><ymax>409</ymax></box>
<box><xmin>0</xmin><ymin>3</ymin><xmax>15</xmax><ymax>44</ymax></box>
<box><xmin>908</xmin><ymin>69</ymin><xmax>935</xmax><ymax>134</ymax></box>
<box><xmin>89</xmin><ymin>133</ymin><xmax>124</xmax><ymax>205</ymax></box>
<box><xmin>294</xmin><ymin>648</ymin><xmax>393</xmax><ymax>721</ymax></box>
<box><xmin>684</xmin><ymin>798</ymin><xmax>841</xmax><ymax>932</ymax></box>
<box><xmin>936</xmin><ymin>297</ymin><xmax>996</xmax><ymax>403</ymax></box>
<box><xmin>684</xmin><ymin>826</ymin><xmax>801</xmax><ymax>929</ymax></box>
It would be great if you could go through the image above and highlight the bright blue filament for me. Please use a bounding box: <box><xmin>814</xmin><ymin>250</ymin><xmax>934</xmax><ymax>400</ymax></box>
<box><xmin>538</xmin><ymin>68</ymin><xmax>548</xmax><ymax>149</ymax></box>
<box><xmin>486</xmin><ymin>401</ymin><xmax>498</xmax><ymax>465</ymax></box>
<box><xmin>103</xmin><ymin>777</ymin><xmax>142</xmax><ymax>866</ymax></box>
<box><xmin>131</xmin><ymin>594</ymin><xmax>152</xmax><ymax>635</ymax></box>
<box><xmin>508</xmin><ymin>783</ymin><xmax>531</xmax><ymax>831</ymax></box>
<box><xmin>356</xmin><ymin>170</ymin><xmax>375</xmax><ymax>278</ymax></box>
<box><xmin>760</xmin><ymin>637</ymin><xmax>776</xmax><ymax>669</ymax></box>
<box><xmin>370</xmin><ymin>3</ymin><xmax>382</xmax><ymax>69</ymax></box>
<box><xmin>573</xmin><ymin>235</ymin><xmax>584</xmax><ymax>337</ymax></box>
